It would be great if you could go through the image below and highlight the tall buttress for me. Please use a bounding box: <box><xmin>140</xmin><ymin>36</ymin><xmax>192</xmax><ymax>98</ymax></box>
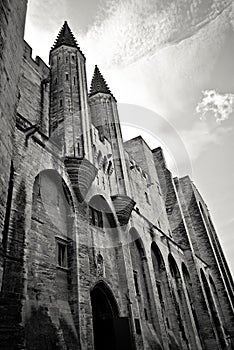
<box><xmin>49</xmin><ymin>21</ymin><xmax>92</xmax><ymax>161</ymax></box>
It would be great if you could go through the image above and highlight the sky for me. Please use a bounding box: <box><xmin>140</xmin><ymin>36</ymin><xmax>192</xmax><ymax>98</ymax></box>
<box><xmin>24</xmin><ymin>0</ymin><xmax>234</xmax><ymax>276</ymax></box>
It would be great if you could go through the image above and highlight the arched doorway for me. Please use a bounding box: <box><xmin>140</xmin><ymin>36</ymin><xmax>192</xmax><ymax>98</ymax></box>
<box><xmin>91</xmin><ymin>282</ymin><xmax>119</xmax><ymax>350</ymax></box>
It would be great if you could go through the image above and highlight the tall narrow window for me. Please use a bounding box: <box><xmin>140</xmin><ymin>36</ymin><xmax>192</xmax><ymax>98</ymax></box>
<box><xmin>66</xmin><ymin>73</ymin><xmax>69</xmax><ymax>81</ymax></box>
<box><xmin>145</xmin><ymin>192</ymin><xmax>150</xmax><ymax>204</ymax></box>
<box><xmin>3</xmin><ymin>162</ymin><xmax>14</xmax><ymax>250</ymax></box>
<box><xmin>59</xmin><ymin>99</ymin><xmax>63</xmax><ymax>107</ymax></box>
<box><xmin>133</xmin><ymin>270</ymin><xmax>140</xmax><ymax>296</ymax></box>
<box><xmin>89</xmin><ymin>206</ymin><xmax>103</xmax><ymax>228</ymax></box>
<box><xmin>57</xmin><ymin>241</ymin><xmax>67</xmax><ymax>268</ymax></box>
<box><xmin>135</xmin><ymin>319</ymin><xmax>141</xmax><ymax>334</ymax></box>
<box><xmin>97</xmin><ymin>254</ymin><xmax>104</xmax><ymax>277</ymax></box>
<box><xmin>144</xmin><ymin>308</ymin><xmax>148</xmax><ymax>320</ymax></box>
<box><xmin>156</xmin><ymin>281</ymin><xmax>163</xmax><ymax>306</ymax></box>
<box><xmin>107</xmin><ymin>161</ymin><xmax>113</xmax><ymax>175</ymax></box>
<box><xmin>157</xmin><ymin>184</ymin><xmax>162</xmax><ymax>196</ymax></box>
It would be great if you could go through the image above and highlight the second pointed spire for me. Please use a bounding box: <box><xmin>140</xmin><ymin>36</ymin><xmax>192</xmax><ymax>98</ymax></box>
<box><xmin>89</xmin><ymin>65</ymin><xmax>115</xmax><ymax>100</ymax></box>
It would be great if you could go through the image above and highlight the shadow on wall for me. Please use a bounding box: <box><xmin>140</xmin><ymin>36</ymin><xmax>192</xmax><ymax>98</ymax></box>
<box><xmin>141</xmin><ymin>321</ymin><xmax>163</xmax><ymax>350</ymax></box>
<box><xmin>0</xmin><ymin>180</ymin><xmax>27</xmax><ymax>349</ymax></box>
<box><xmin>25</xmin><ymin>305</ymin><xmax>60</xmax><ymax>350</ymax></box>
<box><xmin>25</xmin><ymin>305</ymin><xmax>80</xmax><ymax>350</ymax></box>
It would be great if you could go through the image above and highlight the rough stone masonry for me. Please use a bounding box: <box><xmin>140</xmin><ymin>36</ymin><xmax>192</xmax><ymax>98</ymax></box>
<box><xmin>0</xmin><ymin>3</ymin><xmax>234</xmax><ymax>350</ymax></box>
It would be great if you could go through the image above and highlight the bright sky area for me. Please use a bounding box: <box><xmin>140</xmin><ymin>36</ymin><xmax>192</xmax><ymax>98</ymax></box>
<box><xmin>24</xmin><ymin>0</ymin><xmax>234</xmax><ymax>276</ymax></box>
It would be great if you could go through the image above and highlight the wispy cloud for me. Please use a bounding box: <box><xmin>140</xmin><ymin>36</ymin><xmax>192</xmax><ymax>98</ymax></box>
<box><xmin>82</xmin><ymin>0</ymin><xmax>233</xmax><ymax>69</ymax></box>
<box><xmin>180</xmin><ymin>121</ymin><xmax>232</xmax><ymax>160</ymax></box>
<box><xmin>83</xmin><ymin>1</ymin><xmax>178</xmax><ymax>68</ymax></box>
<box><xmin>196</xmin><ymin>90</ymin><xmax>234</xmax><ymax>123</ymax></box>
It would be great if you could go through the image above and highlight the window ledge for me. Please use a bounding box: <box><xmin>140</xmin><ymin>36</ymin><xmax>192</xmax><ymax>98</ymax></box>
<box><xmin>56</xmin><ymin>265</ymin><xmax>68</xmax><ymax>272</ymax></box>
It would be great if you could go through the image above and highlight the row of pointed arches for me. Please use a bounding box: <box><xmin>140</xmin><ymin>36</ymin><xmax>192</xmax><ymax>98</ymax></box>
<box><xmin>27</xmin><ymin>169</ymin><xmax>228</xmax><ymax>350</ymax></box>
<box><xmin>128</xmin><ymin>227</ymin><xmax>227</xmax><ymax>350</ymax></box>
<box><xmin>129</xmin><ymin>229</ymin><xmax>196</xmax><ymax>349</ymax></box>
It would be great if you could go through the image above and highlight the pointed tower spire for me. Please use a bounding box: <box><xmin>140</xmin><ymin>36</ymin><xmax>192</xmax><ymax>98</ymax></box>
<box><xmin>89</xmin><ymin>65</ymin><xmax>116</xmax><ymax>100</ymax></box>
<box><xmin>51</xmin><ymin>21</ymin><xmax>84</xmax><ymax>56</ymax></box>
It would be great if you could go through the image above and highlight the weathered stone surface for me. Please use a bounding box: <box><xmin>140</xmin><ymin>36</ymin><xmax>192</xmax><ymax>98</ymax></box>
<box><xmin>0</xmin><ymin>10</ymin><xmax>233</xmax><ymax>350</ymax></box>
<box><xmin>0</xmin><ymin>0</ymin><xmax>28</xmax><ymax>289</ymax></box>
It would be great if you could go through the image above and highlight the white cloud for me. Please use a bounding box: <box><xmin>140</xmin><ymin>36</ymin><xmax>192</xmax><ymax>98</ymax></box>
<box><xmin>82</xmin><ymin>1</ymin><xmax>178</xmax><ymax>69</ymax></box>
<box><xmin>196</xmin><ymin>90</ymin><xmax>234</xmax><ymax>123</ymax></box>
<box><xmin>81</xmin><ymin>0</ymin><xmax>232</xmax><ymax>121</ymax></box>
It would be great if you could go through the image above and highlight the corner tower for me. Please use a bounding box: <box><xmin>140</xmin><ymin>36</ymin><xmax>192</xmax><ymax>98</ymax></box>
<box><xmin>49</xmin><ymin>21</ymin><xmax>92</xmax><ymax>160</ymax></box>
<box><xmin>89</xmin><ymin>66</ymin><xmax>131</xmax><ymax>196</ymax></box>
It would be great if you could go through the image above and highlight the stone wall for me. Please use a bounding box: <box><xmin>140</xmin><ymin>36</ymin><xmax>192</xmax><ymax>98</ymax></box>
<box><xmin>0</xmin><ymin>0</ymin><xmax>28</xmax><ymax>286</ymax></box>
<box><xmin>17</xmin><ymin>41</ymin><xmax>50</xmax><ymax>130</ymax></box>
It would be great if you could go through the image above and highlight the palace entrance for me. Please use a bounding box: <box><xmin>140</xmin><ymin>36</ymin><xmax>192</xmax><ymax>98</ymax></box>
<box><xmin>91</xmin><ymin>282</ymin><xmax>133</xmax><ymax>350</ymax></box>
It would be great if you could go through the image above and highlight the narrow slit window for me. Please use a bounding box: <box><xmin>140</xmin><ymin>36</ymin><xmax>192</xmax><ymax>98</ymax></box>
<box><xmin>66</xmin><ymin>73</ymin><xmax>69</xmax><ymax>81</ymax></box>
<box><xmin>133</xmin><ymin>270</ymin><xmax>140</xmax><ymax>296</ymax></box>
<box><xmin>145</xmin><ymin>192</ymin><xmax>150</xmax><ymax>204</ymax></box>
<box><xmin>157</xmin><ymin>184</ymin><xmax>162</xmax><ymax>196</ymax></box>
<box><xmin>57</xmin><ymin>242</ymin><xmax>67</xmax><ymax>268</ymax></box>
<box><xmin>60</xmin><ymin>99</ymin><xmax>63</xmax><ymax>107</ymax></box>
<box><xmin>135</xmin><ymin>319</ymin><xmax>141</xmax><ymax>334</ymax></box>
<box><xmin>89</xmin><ymin>206</ymin><xmax>103</xmax><ymax>228</ymax></box>
<box><xmin>144</xmin><ymin>308</ymin><xmax>148</xmax><ymax>321</ymax></box>
<box><xmin>156</xmin><ymin>281</ymin><xmax>163</xmax><ymax>306</ymax></box>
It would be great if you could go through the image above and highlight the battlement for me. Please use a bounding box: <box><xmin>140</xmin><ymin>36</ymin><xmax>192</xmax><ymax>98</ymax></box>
<box><xmin>22</xmin><ymin>41</ymin><xmax>50</xmax><ymax>77</ymax></box>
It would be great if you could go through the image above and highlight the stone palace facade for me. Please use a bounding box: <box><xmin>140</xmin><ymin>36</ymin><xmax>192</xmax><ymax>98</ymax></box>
<box><xmin>0</xmin><ymin>2</ymin><xmax>234</xmax><ymax>349</ymax></box>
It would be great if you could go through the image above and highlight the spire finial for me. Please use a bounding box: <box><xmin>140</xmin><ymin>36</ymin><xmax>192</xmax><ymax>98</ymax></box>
<box><xmin>51</xmin><ymin>21</ymin><xmax>84</xmax><ymax>57</ymax></box>
<box><xmin>89</xmin><ymin>66</ymin><xmax>116</xmax><ymax>100</ymax></box>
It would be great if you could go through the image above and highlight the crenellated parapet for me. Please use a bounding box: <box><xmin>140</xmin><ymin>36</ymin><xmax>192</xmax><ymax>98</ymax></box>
<box><xmin>22</xmin><ymin>41</ymin><xmax>50</xmax><ymax>77</ymax></box>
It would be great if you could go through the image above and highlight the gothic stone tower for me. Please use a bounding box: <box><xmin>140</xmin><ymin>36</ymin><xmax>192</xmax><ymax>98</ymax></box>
<box><xmin>89</xmin><ymin>66</ymin><xmax>131</xmax><ymax>196</ymax></box>
<box><xmin>49</xmin><ymin>21</ymin><xmax>92</xmax><ymax>160</ymax></box>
